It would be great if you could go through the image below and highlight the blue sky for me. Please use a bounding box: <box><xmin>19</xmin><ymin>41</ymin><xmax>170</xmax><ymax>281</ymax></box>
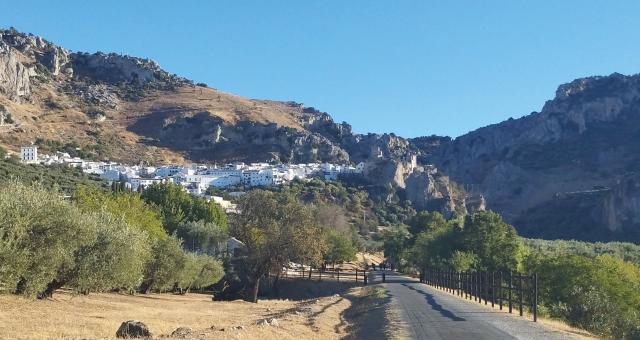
<box><xmin>2</xmin><ymin>1</ymin><xmax>639</xmax><ymax>137</ymax></box>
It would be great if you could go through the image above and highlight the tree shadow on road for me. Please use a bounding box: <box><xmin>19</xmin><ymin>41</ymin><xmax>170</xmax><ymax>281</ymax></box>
<box><xmin>339</xmin><ymin>285</ymin><xmax>392</xmax><ymax>340</ymax></box>
<box><xmin>402</xmin><ymin>283</ymin><xmax>466</xmax><ymax>321</ymax></box>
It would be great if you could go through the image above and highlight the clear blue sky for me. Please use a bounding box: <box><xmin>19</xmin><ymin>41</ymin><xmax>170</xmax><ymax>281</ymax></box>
<box><xmin>2</xmin><ymin>1</ymin><xmax>639</xmax><ymax>137</ymax></box>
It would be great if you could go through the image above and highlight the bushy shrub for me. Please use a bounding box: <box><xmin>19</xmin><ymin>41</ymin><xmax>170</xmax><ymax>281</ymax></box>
<box><xmin>527</xmin><ymin>254</ymin><xmax>640</xmax><ymax>338</ymax></box>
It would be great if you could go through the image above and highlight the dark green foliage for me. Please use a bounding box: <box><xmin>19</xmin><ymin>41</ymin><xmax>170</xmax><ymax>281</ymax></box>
<box><xmin>177</xmin><ymin>220</ymin><xmax>228</xmax><ymax>254</ymax></box>
<box><xmin>0</xmin><ymin>181</ymin><xmax>152</xmax><ymax>297</ymax></box>
<box><xmin>141</xmin><ymin>183</ymin><xmax>228</xmax><ymax>232</ymax></box>
<box><xmin>324</xmin><ymin>231</ymin><xmax>357</xmax><ymax>264</ymax></box>
<box><xmin>230</xmin><ymin>190</ymin><xmax>326</xmax><ymax>302</ymax></box>
<box><xmin>525</xmin><ymin>254</ymin><xmax>640</xmax><ymax>338</ymax></box>
<box><xmin>140</xmin><ymin>236</ymin><xmax>187</xmax><ymax>293</ymax></box>
<box><xmin>407</xmin><ymin>211</ymin><xmax>448</xmax><ymax>239</ymax></box>
<box><xmin>0</xmin><ymin>159</ymin><xmax>106</xmax><ymax>194</ymax></box>
<box><xmin>459</xmin><ymin>212</ymin><xmax>523</xmax><ymax>271</ymax></box>
<box><xmin>523</xmin><ymin>238</ymin><xmax>640</xmax><ymax>266</ymax></box>
<box><xmin>403</xmin><ymin>211</ymin><xmax>523</xmax><ymax>272</ymax></box>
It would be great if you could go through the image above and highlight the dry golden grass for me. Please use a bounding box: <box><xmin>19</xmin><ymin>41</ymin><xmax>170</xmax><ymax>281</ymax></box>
<box><xmin>0</xmin><ymin>287</ymin><xmax>359</xmax><ymax>340</ymax></box>
<box><xmin>0</xmin><ymin>81</ymin><xmax>309</xmax><ymax>164</ymax></box>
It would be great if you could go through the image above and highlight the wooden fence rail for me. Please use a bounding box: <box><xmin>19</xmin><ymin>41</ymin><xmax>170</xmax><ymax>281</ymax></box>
<box><xmin>420</xmin><ymin>268</ymin><xmax>538</xmax><ymax>322</ymax></box>
<box><xmin>279</xmin><ymin>267</ymin><xmax>369</xmax><ymax>285</ymax></box>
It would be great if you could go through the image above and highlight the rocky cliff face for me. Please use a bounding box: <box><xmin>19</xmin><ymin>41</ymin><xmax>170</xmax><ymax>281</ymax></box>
<box><xmin>4</xmin><ymin>27</ymin><xmax>640</xmax><ymax>242</ymax></box>
<box><xmin>0</xmin><ymin>44</ymin><xmax>31</xmax><ymax>101</ymax></box>
<box><xmin>0</xmin><ymin>28</ymin><xmax>441</xmax><ymax>168</ymax></box>
<box><xmin>431</xmin><ymin>73</ymin><xmax>640</xmax><ymax>242</ymax></box>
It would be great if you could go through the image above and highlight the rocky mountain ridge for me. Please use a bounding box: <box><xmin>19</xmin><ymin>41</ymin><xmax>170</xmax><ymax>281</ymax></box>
<box><xmin>0</xmin><ymin>28</ymin><xmax>464</xmax><ymax>219</ymax></box>
<box><xmin>431</xmin><ymin>73</ymin><xmax>640</xmax><ymax>242</ymax></box>
<box><xmin>3</xmin><ymin>27</ymin><xmax>640</xmax><ymax>242</ymax></box>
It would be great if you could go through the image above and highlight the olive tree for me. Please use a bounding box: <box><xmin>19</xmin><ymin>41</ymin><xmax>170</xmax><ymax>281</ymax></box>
<box><xmin>177</xmin><ymin>253</ymin><xmax>225</xmax><ymax>292</ymax></box>
<box><xmin>140</xmin><ymin>235</ymin><xmax>187</xmax><ymax>293</ymax></box>
<box><xmin>0</xmin><ymin>181</ymin><xmax>94</xmax><ymax>297</ymax></box>
<box><xmin>231</xmin><ymin>190</ymin><xmax>325</xmax><ymax>302</ymax></box>
<box><xmin>68</xmin><ymin>212</ymin><xmax>152</xmax><ymax>294</ymax></box>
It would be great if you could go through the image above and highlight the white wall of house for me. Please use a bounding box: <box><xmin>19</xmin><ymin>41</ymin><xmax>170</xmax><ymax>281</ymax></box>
<box><xmin>20</xmin><ymin>146</ymin><xmax>38</xmax><ymax>163</ymax></box>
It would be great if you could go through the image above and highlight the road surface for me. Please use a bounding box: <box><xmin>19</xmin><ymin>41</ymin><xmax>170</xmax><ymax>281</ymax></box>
<box><xmin>372</xmin><ymin>271</ymin><xmax>583</xmax><ymax>340</ymax></box>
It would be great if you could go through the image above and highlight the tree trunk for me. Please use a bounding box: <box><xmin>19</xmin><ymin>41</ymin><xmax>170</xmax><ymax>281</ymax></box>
<box><xmin>252</xmin><ymin>277</ymin><xmax>261</xmax><ymax>303</ymax></box>
<box><xmin>14</xmin><ymin>277</ymin><xmax>27</xmax><ymax>295</ymax></box>
<box><xmin>140</xmin><ymin>281</ymin><xmax>153</xmax><ymax>294</ymax></box>
<box><xmin>38</xmin><ymin>279</ymin><xmax>65</xmax><ymax>299</ymax></box>
<box><xmin>273</xmin><ymin>271</ymin><xmax>281</xmax><ymax>296</ymax></box>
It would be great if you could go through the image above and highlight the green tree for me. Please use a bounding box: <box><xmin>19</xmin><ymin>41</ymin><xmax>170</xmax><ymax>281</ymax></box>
<box><xmin>0</xmin><ymin>181</ymin><xmax>95</xmax><ymax>297</ymax></box>
<box><xmin>177</xmin><ymin>253</ymin><xmax>225</xmax><ymax>292</ymax></box>
<box><xmin>382</xmin><ymin>228</ymin><xmax>411</xmax><ymax>266</ymax></box>
<box><xmin>324</xmin><ymin>231</ymin><xmax>357</xmax><ymax>264</ymax></box>
<box><xmin>74</xmin><ymin>186</ymin><xmax>166</xmax><ymax>240</ymax></box>
<box><xmin>459</xmin><ymin>211</ymin><xmax>523</xmax><ymax>271</ymax></box>
<box><xmin>177</xmin><ymin>220</ymin><xmax>228</xmax><ymax>254</ymax></box>
<box><xmin>68</xmin><ymin>212</ymin><xmax>152</xmax><ymax>294</ymax></box>
<box><xmin>140</xmin><ymin>235</ymin><xmax>187</xmax><ymax>293</ymax></box>
<box><xmin>527</xmin><ymin>254</ymin><xmax>640</xmax><ymax>338</ymax></box>
<box><xmin>142</xmin><ymin>183</ymin><xmax>227</xmax><ymax>232</ymax></box>
<box><xmin>407</xmin><ymin>211</ymin><xmax>448</xmax><ymax>238</ymax></box>
<box><xmin>231</xmin><ymin>190</ymin><xmax>325</xmax><ymax>302</ymax></box>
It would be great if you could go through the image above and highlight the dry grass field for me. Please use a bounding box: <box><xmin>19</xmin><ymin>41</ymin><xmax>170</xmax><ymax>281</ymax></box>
<box><xmin>0</xmin><ymin>283</ymin><xmax>387</xmax><ymax>340</ymax></box>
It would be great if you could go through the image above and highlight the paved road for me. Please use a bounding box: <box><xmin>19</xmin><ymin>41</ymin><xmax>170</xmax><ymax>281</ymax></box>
<box><xmin>372</xmin><ymin>271</ymin><xmax>581</xmax><ymax>340</ymax></box>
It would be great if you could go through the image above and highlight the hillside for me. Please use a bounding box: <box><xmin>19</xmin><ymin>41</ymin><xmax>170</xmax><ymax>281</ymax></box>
<box><xmin>4</xmin><ymin>27</ymin><xmax>640</xmax><ymax>243</ymax></box>
<box><xmin>0</xmin><ymin>28</ymin><xmax>442</xmax><ymax>166</ymax></box>
<box><xmin>430</xmin><ymin>73</ymin><xmax>640</xmax><ymax>242</ymax></box>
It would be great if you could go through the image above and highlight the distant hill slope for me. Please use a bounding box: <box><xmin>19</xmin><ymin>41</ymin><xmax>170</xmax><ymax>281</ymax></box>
<box><xmin>4</xmin><ymin>27</ymin><xmax>640</xmax><ymax>242</ymax></box>
<box><xmin>430</xmin><ymin>73</ymin><xmax>640</xmax><ymax>242</ymax></box>
<box><xmin>0</xmin><ymin>28</ymin><xmax>442</xmax><ymax>166</ymax></box>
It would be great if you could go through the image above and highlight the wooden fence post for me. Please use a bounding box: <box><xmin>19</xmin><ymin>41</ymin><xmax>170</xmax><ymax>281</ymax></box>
<box><xmin>508</xmin><ymin>271</ymin><xmax>513</xmax><ymax>314</ymax></box>
<box><xmin>519</xmin><ymin>274</ymin><xmax>524</xmax><ymax>316</ymax></box>
<box><xmin>484</xmin><ymin>272</ymin><xmax>488</xmax><ymax>305</ymax></box>
<box><xmin>491</xmin><ymin>272</ymin><xmax>495</xmax><ymax>308</ymax></box>
<box><xmin>533</xmin><ymin>273</ymin><xmax>538</xmax><ymax>322</ymax></box>
<box><xmin>499</xmin><ymin>271</ymin><xmax>503</xmax><ymax>310</ymax></box>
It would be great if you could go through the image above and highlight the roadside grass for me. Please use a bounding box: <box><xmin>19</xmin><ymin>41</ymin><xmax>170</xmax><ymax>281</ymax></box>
<box><xmin>0</xmin><ymin>287</ymin><xmax>359</xmax><ymax>339</ymax></box>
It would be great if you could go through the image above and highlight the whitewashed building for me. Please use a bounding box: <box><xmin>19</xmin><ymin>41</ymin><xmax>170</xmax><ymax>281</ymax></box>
<box><xmin>20</xmin><ymin>146</ymin><xmax>38</xmax><ymax>163</ymax></box>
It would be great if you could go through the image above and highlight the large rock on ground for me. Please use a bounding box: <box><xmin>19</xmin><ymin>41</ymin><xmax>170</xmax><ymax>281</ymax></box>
<box><xmin>115</xmin><ymin>320</ymin><xmax>152</xmax><ymax>338</ymax></box>
<box><xmin>170</xmin><ymin>327</ymin><xmax>194</xmax><ymax>338</ymax></box>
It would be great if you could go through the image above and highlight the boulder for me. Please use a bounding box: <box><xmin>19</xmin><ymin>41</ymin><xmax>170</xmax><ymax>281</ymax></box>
<box><xmin>115</xmin><ymin>320</ymin><xmax>152</xmax><ymax>338</ymax></box>
<box><xmin>256</xmin><ymin>318</ymin><xmax>279</xmax><ymax>327</ymax></box>
<box><xmin>170</xmin><ymin>327</ymin><xmax>193</xmax><ymax>338</ymax></box>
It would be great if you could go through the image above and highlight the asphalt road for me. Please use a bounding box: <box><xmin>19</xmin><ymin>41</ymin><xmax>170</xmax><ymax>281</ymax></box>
<box><xmin>372</xmin><ymin>271</ymin><xmax>581</xmax><ymax>340</ymax></box>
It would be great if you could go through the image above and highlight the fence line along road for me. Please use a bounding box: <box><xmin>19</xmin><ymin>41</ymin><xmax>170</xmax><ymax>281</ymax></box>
<box><xmin>280</xmin><ymin>267</ymin><xmax>369</xmax><ymax>284</ymax></box>
<box><xmin>420</xmin><ymin>268</ymin><xmax>538</xmax><ymax>322</ymax></box>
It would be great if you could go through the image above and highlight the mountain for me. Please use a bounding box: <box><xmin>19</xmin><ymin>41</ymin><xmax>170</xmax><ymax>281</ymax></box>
<box><xmin>3</xmin><ymin>27</ymin><xmax>640</xmax><ymax>243</ymax></box>
<box><xmin>0</xmin><ymin>28</ymin><xmax>441</xmax><ymax>166</ymax></box>
<box><xmin>430</xmin><ymin>73</ymin><xmax>640</xmax><ymax>242</ymax></box>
